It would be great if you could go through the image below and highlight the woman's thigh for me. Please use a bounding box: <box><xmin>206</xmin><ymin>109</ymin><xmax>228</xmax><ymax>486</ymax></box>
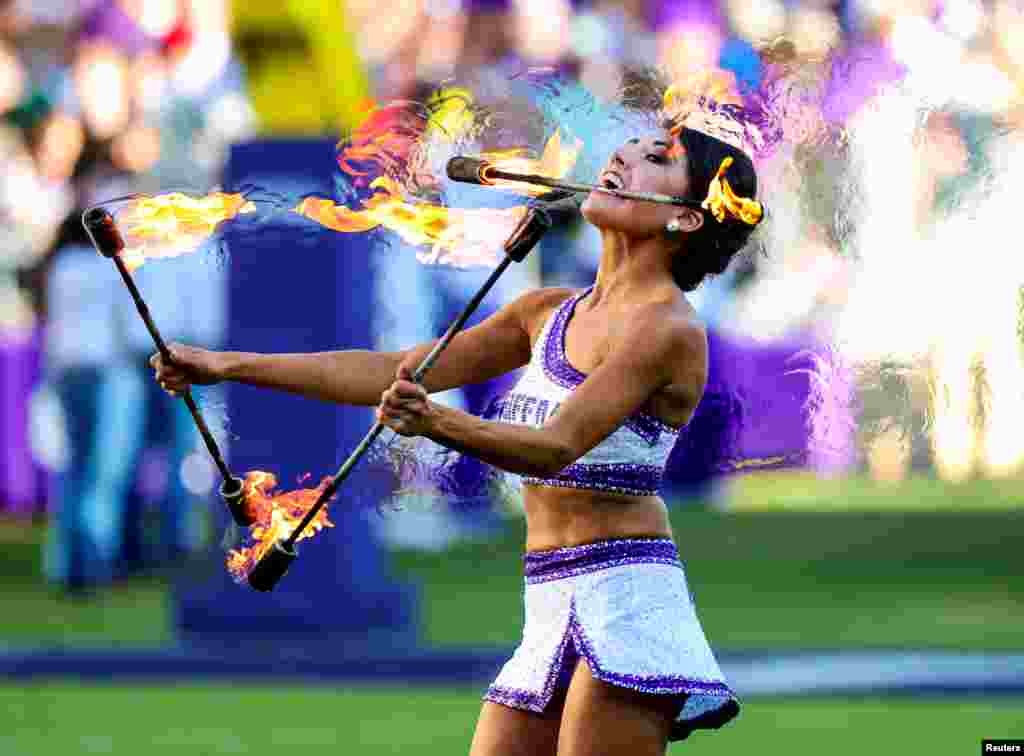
<box><xmin>557</xmin><ymin>659</ymin><xmax>678</xmax><ymax>756</ymax></box>
<box><xmin>469</xmin><ymin>700</ymin><xmax>563</xmax><ymax>756</ymax></box>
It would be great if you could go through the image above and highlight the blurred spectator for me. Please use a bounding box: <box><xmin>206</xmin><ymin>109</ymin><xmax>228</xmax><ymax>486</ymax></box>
<box><xmin>1</xmin><ymin>8</ymin><xmax>76</xmax><ymax>518</ymax></box>
<box><xmin>121</xmin><ymin>0</ymin><xmax>250</xmax><ymax>571</ymax></box>
<box><xmin>37</xmin><ymin>2</ymin><xmax>158</xmax><ymax>593</ymax></box>
<box><xmin>43</xmin><ymin>234</ymin><xmax>147</xmax><ymax>595</ymax></box>
<box><xmin>37</xmin><ymin>0</ymin><xmax>250</xmax><ymax>592</ymax></box>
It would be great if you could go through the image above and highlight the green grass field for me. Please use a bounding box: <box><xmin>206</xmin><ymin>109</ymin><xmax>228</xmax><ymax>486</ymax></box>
<box><xmin>2</xmin><ymin>475</ymin><xmax>1022</xmax><ymax>754</ymax></box>
<box><xmin>2</xmin><ymin>474</ymin><xmax>1023</xmax><ymax>650</ymax></box>
<box><xmin>727</xmin><ymin>471</ymin><xmax>1024</xmax><ymax>511</ymax></box>
<box><xmin>395</xmin><ymin>507</ymin><xmax>1024</xmax><ymax>650</ymax></box>
<box><xmin>1</xmin><ymin>684</ymin><xmax>1020</xmax><ymax>755</ymax></box>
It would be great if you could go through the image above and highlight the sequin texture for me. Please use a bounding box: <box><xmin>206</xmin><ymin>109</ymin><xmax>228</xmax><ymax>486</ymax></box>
<box><xmin>484</xmin><ymin>538</ymin><xmax>740</xmax><ymax>742</ymax></box>
<box><xmin>524</xmin><ymin>537</ymin><xmax>682</xmax><ymax>583</ymax></box>
<box><xmin>500</xmin><ymin>287</ymin><xmax>680</xmax><ymax>496</ymax></box>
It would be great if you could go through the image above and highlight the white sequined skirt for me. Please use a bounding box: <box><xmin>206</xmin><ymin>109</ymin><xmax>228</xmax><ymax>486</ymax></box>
<box><xmin>484</xmin><ymin>538</ymin><xmax>740</xmax><ymax>742</ymax></box>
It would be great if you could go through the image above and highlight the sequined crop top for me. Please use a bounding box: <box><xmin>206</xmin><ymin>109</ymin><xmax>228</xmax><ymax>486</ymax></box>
<box><xmin>488</xmin><ymin>286</ymin><xmax>681</xmax><ymax>496</ymax></box>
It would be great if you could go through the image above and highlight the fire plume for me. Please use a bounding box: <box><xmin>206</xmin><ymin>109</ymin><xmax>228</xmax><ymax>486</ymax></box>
<box><xmin>296</xmin><ymin>129</ymin><xmax>578</xmax><ymax>266</ymax></box>
<box><xmin>478</xmin><ymin>131</ymin><xmax>582</xmax><ymax>196</ymax></box>
<box><xmin>116</xmin><ymin>191</ymin><xmax>256</xmax><ymax>271</ymax></box>
<box><xmin>225</xmin><ymin>470</ymin><xmax>335</xmax><ymax>582</ymax></box>
<box><xmin>337</xmin><ymin>101</ymin><xmax>424</xmax><ymax>183</ymax></box>
<box><xmin>294</xmin><ymin>175</ymin><xmax>527</xmax><ymax>268</ymax></box>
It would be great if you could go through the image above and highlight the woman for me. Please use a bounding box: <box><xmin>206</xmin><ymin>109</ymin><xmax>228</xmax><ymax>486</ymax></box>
<box><xmin>152</xmin><ymin>124</ymin><xmax>763</xmax><ymax>755</ymax></box>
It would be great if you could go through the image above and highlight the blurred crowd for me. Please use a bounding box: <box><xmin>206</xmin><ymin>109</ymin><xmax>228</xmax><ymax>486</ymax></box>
<box><xmin>0</xmin><ymin>0</ymin><xmax>255</xmax><ymax>596</ymax></box>
<box><xmin>2</xmin><ymin>0</ymin><xmax>1022</xmax><ymax>593</ymax></box>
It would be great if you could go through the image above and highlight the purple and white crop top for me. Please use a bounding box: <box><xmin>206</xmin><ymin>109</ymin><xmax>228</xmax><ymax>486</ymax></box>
<box><xmin>488</xmin><ymin>286</ymin><xmax>681</xmax><ymax>496</ymax></box>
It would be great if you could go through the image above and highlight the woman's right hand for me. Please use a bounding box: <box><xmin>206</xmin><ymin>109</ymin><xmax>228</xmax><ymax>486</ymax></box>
<box><xmin>150</xmin><ymin>343</ymin><xmax>226</xmax><ymax>395</ymax></box>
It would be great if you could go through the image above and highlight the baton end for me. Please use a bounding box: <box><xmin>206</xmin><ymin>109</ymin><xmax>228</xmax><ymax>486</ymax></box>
<box><xmin>82</xmin><ymin>208</ymin><xmax>125</xmax><ymax>258</ymax></box>
<box><xmin>221</xmin><ymin>476</ymin><xmax>255</xmax><ymax>527</ymax></box>
<box><xmin>247</xmin><ymin>540</ymin><xmax>298</xmax><ymax>592</ymax></box>
<box><xmin>447</xmin><ymin>156</ymin><xmax>493</xmax><ymax>185</ymax></box>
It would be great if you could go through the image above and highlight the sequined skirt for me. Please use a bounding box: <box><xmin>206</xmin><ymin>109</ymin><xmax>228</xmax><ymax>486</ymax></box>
<box><xmin>484</xmin><ymin>538</ymin><xmax>740</xmax><ymax>742</ymax></box>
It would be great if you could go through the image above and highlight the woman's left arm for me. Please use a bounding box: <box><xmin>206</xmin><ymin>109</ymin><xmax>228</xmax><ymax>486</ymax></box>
<box><xmin>377</xmin><ymin>309</ymin><xmax>705</xmax><ymax>477</ymax></box>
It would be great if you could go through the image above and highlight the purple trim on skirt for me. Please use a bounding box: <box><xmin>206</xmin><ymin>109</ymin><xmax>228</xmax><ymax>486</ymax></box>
<box><xmin>485</xmin><ymin>602</ymin><xmax>581</xmax><ymax>712</ymax></box>
<box><xmin>484</xmin><ymin>685</ymin><xmax>546</xmax><ymax>712</ymax></box>
<box><xmin>484</xmin><ymin>598</ymin><xmax>740</xmax><ymax>741</ymax></box>
<box><xmin>571</xmin><ymin>608</ymin><xmax>736</xmax><ymax>699</ymax></box>
<box><xmin>522</xmin><ymin>462</ymin><xmax>663</xmax><ymax>496</ymax></box>
<box><xmin>523</xmin><ymin>538</ymin><xmax>680</xmax><ymax>584</ymax></box>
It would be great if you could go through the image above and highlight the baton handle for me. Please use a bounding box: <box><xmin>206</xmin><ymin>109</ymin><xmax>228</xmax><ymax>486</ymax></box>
<box><xmin>281</xmin><ymin>208</ymin><xmax>550</xmax><ymax>547</ymax></box>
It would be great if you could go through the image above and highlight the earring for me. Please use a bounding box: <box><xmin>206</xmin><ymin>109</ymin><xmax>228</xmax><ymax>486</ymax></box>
<box><xmin>666</xmin><ymin>218</ymin><xmax>682</xmax><ymax>233</ymax></box>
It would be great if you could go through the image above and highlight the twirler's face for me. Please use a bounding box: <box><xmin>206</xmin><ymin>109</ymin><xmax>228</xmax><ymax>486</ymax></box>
<box><xmin>581</xmin><ymin>130</ymin><xmax>693</xmax><ymax>238</ymax></box>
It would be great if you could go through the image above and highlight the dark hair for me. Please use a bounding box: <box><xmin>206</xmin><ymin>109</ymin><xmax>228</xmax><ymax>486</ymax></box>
<box><xmin>669</xmin><ymin>126</ymin><xmax>761</xmax><ymax>292</ymax></box>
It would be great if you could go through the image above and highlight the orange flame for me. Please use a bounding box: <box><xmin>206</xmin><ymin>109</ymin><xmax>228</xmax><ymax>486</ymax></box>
<box><xmin>338</xmin><ymin>101</ymin><xmax>425</xmax><ymax>183</ymax></box>
<box><xmin>225</xmin><ymin>470</ymin><xmax>335</xmax><ymax>582</ymax></box>
<box><xmin>116</xmin><ymin>192</ymin><xmax>256</xmax><ymax>271</ymax></box>
<box><xmin>296</xmin><ymin>128</ymin><xmax>578</xmax><ymax>266</ymax></box>
<box><xmin>294</xmin><ymin>175</ymin><xmax>527</xmax><ymax>268</ymax></box>
<box><xmin>662</xmin><ymin>72</ymin><xmax>763</xmax><ymax>154</ymax></box>
<box><xmin>110</xmin><ymin>102</ymin><xmax>580</xmax><ymax>272</ymax></box>
<box><xmin>663</xmin><ymin>69</ymin><xmax>742</xmax><ymax>114</ymax></box>
<box><xmin>478</xmin><ymin>131</ymin><xmax>582</xmax><ymax>196</ymax></box>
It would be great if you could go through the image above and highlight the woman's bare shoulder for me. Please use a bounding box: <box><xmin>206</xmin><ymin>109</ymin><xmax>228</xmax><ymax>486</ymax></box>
<box><xmin>616</xmin><ymin>298</ymin><xmax>707</xmax><ymax>375</ymax></box>
<box><xmin>516</xmin><ymin>286</ymin><xmax>578</xmax><ymax>312</ymax></box>
<box><xmin>511</xmin><ymin>286</ymin><xmax>578</xmax><ymax>340</ymax></box>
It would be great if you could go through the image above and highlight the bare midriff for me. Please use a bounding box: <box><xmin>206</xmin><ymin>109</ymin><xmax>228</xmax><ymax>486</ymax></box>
<box><xmin>521</xmin><ymin>484</ymin><xmax>673</xmax><ymax>552</ymax></box>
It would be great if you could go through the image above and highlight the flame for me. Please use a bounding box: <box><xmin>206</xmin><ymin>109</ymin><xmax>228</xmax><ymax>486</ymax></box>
<box><xmin>297</xmin><ymin>127</ymin><xmax>578</xmax><ymax>266</ymax></box>
<box><xmin>424</xmin><ymin>86</ymin><xmax>476</xmax><ymax>138</ymax></box>
<box><xmin>109</xmin><ymin>95</ymin><xmax>579</xmax><ymax>273</ymax></box>
<box><xmin>295</xmin><ymin>175</ymin><xmax>527</xmax><ymax>268</ymax></box>
<box><xmin>478</xmin><ymin>131</ymin><xmax>582</xmax><ymax>196</ymax></box>
<box><xmin>337</xmin><ymin>101</ymin><xmax>425</xmax><ymax>183</ymax></box>
<box><xmin>663</xmin><ymin>69</ymin><xmax>742</xmax><ymax>114</ymax></box>
<box><xmin>116</xmin><ymin>191</ymin><xmax>256</xmax><ymax>270</ymax></box>
<box><xmin>663</xmin><ymin>71</ymin><xmax>765</xmax><ymax>155</ymax></box>
<box><xmin>225</xmin><ymin>470</ymin><xmax>335</xmax><ymax>582</ymax></box>
<box><xmin>339</xmin><ymin>88</ymin><xmax>477</xmax><ymax>190</ymax></box>
<box><xmin>298</xmin><ymin>87</ymin><xmax>576</xmax><ymax>265</ymax></box>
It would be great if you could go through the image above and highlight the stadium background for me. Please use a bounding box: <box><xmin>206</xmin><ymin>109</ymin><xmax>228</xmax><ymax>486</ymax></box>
<box><xmin>1</xmin><ymin>0</ymin><xmax>1022</xmax><ymax>753</ymax></box>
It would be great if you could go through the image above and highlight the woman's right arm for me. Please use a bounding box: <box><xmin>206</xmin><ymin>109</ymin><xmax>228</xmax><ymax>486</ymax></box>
<box><xmin>218</xmin><ymin>348</ymin><xmax>407</xmax><ymax>406</ymax></box>
<box><xmin>151</xmin><ymin>287</ymin><xmax>569</xmax><ymax>406</ymax></box>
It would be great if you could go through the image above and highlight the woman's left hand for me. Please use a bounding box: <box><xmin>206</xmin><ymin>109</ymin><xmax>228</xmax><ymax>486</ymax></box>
<box><xmin>377</xmin><ymin>366</ymin><xmax>435</xmax><ymax>437</ymax></box>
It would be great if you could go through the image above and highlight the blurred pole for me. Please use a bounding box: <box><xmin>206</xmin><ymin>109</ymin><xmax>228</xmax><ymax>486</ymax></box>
<box><xmin>231</xmin><ymin>0</ymin><xmax>371</xmax><ymax>134</ymax></box>
<box><xmin>173</xmin><ymin>139</ymin><xmax>417</xmax><ymax>648</ymax></box>
<box><xmin>285</xmin><ymin>0</ymin><xmax>371</xmax><ymax>131</ymax></box>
